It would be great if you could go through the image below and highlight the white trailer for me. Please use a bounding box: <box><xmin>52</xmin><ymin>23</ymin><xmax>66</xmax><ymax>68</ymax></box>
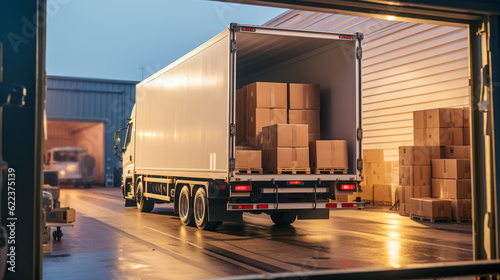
<box><xmin>114</xmin><ymin>23</ymin><xmax>365</xmax><ymax>230</ymax></box>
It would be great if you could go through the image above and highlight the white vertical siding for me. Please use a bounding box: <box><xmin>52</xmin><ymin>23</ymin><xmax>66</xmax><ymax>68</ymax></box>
<box><xmin>266</xmin><ymin>10</ymin><xmax>469</xmax><ymax>161</ymax></box>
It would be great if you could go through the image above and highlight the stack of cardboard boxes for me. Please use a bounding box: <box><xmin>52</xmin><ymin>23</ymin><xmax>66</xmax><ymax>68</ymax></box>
<box><xmin>399</xmin><ymin>107</ymin><xmax>472</xmax><ymax>222</ymax></box>
<box><xmin>347</xmin><ymin>149</ymin><xmax>398</xmax><ymax>205</ymax></box>
<box><xmin>261</xmin><ymin>124</ymin><xmax>310</xmax><ymax>171</ymax></box>
<box><xmin>288</xmin><ymin>83</ymin><xmax>321</xmax><ymax>142</ymax></box>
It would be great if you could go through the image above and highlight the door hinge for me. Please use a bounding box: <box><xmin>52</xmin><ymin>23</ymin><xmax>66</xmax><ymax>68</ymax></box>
<box><xmin>357</xmin><ymin>128</ymin><xmax>363</xmax><ymax>140</ymax></box>
<box><xmin>230</xmin><ymin>39</ymin><xmax>237</xmax><ymax>53</ymax></box>
<box><xmin>229</xmin><ymin>124</ymin><xmax>236</xmax><ymax>136</ymax></box>
<box><xmin>356</xmin><ymin>47</ymin><xmax>362</xmax><ymax>59</ymax></box>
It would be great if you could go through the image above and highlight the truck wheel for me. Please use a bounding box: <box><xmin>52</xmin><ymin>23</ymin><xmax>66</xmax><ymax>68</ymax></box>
<box><xmin>136</xmin><ymin>180</ymin><xmax>154</xmax><ymax>212</ymax></box>
<box><xmin>179</xmin><ymin>186</ymin><xmax>194</xmax><ymax>226</ymax></box>
<box><xmin>270</xmin><ymin>211</ymin><xmax>297</xmax><ymax>226</ymax></box>
<box><xmin>193</xmin><ymin>188</ymin><xmax>221</xmax><ymax>230</ymax></box>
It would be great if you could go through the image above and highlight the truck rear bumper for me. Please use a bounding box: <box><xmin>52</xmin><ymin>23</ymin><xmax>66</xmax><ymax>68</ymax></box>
<box><xmin>227</xmin><ymin>202</ymin><xmax>365</xmax><ymax>211</ymax></box>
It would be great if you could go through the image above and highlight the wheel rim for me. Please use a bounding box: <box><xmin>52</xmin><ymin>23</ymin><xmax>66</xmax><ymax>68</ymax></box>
<box><xmin>179</xmin><ymin>192</ymin><xmax>188</xmax><ymax>219</ymax></box>
<box><xmin>194</xmin><ymin>193</ymin><xmax>205</xmax><ymax>223</ymax></box>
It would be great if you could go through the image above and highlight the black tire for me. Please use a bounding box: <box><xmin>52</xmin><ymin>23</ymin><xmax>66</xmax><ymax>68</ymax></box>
<box><xmin>136</xmin><ymin>180</ymin><xmax>154</xmax><ymax>212</ymax></box>
<box><xmin>270</xmin><ymin>211</ymin><xmax>297</xmax><ymax>226</ymax></box>
<box><xmin>178</xmin><ymin>186</ymin><xmax>194</xmax><ymax>226</ymax></box>
<box><xmin>125</xmin><ymin>199</ymin><xmax>135</xmax><ymax>207</ymax></box>
<box><xmin>193</xmin><ymin>188</ymin><xmax>221</xmax><ymax>230</ymax></box>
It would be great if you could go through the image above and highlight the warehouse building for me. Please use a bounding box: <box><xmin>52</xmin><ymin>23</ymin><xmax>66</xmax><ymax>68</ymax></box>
<box><xmin>45</xmin><ymin>76</ymin><xmax>137</xmax><ymax>186</ymax></box>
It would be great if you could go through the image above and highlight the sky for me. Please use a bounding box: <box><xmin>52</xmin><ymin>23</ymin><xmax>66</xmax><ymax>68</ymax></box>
<box><xmin>46</xmin><ymin>0</ymin><xmax>287</xmax><ymax>82</ymax></box>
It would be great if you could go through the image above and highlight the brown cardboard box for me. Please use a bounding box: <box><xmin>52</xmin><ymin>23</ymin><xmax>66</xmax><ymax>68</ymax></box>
<box><xmin>309</xmin><ymin>133</ymin><xmax>321</xmax><ymax>142</ymax></box>
<box><xmin>374</xmin><ymin>184</ymin><xmax>392</xmax><ymax>202</ymax></box>
<box><xmin>248</xmin><ymin>108</ymin><xmax>287</xmax><ymax>148</ymax></box>
<box><xmin>399</xmin><ymin>166</ymin><xmax>431</xmax><ymax>186</ymax></box>
<box><xmin>413</xmin><ymin>110</ymin><xmax>426</xmax><ymax>129</ymax></box>
<box><xmin>246</xmin><ymin>82</ymin><xmax>287</xmax><ymax>109</ymax></box>
<box><xmin>430</xmin><ymin>146</ymin><xmax>446</xmax><ymax>159</ymax></box>
<box><xmin>431</xmin><ymin>159</ymin><xmax>471</xmax><ymax>179</ymax></box>
<box><xmin>288</xmin><ymin>109</ymin><xmax>320</xmax><ymax>133</ymax></box>
<box><xmin>363</xmin><ymin>149</ymin><xmax>384</xmax><ymax>163</ymax></box>
<box><xmin>399</xmin><ymin>146</ymin><xmax>432</xmax><ymax>166</ymax></box>
<box><xmin>447</xmin><ymin>198</ymin><xmax>472</xmax><ymax>219</ymax></box>
<box><xmin>431</xmin><ymin>178</ymin><xmax>444</xmax><ymax>198</ymax></box>
<box><xmin>236</xmin><ymin>87</ymin><xmax>247</xmax><ymax>146</ymax></box>
<box><xmin>262</xmin><ymin>147</ymin><xmax>309</xmax><ymax>170</ymax></box>
<box><xmin>445</xmin><ymin>146</ymin><xmax>470</xmax><ymax>159</ymax></box>
<box><xmin>442</xmin><ymin>179</ymin><xmax>471</xmax><ymax>199</ymax></box>
<box><xmin>235</xmin><ymin>149</ymin><xmax>262</xmax><ymax>169</ymax></box>
<box><xmin>413</xmin><ymin>129</ymin><xmax>426</xmax><ymax>146</ymax></box>
<box><xmin>288</xmin><ymin>83</ymin><xmax>320</xmax><ymax>110</ymax></box>
<box><xmin>410</xmin><ymin>198</ymin><xmax>451</xmax><ymax>218</ymax></box>
<box><xmin>367</xmin><ymin>162</ymin><xmax>385</xmax><ymax>174</ymax></box>
<box><xmin>372</xmin><ymin>174</ymin><xmax>391</xmax><ymax>185</ymax></box>
<box><xmin>399</xmin><ymin>202</ymin><xmax>409</xmax><ymax>216</ymax></box>
<box><xmin>463</xmin><ymin>127</ymin><xmax>471</xmax><ymax>146</ymax></box>
<box><xmin>309</xmin><ymin>140</ymin><xmax>348</xmax><ymax>170</ymax></box>
<box><xmin>261</xmin><ymin>124</ymin><xmax>308</xmax><ymax>149</ymax></box>
<box><xmin>426</xmin><ymin>108</ymin><xmax>463</xmax><ymax>128</ymax></box>
<box><xmin>463</xmin><ymin>107</ymin><xmax>470</xmax><ymax>127</ymax></box>
<box><xmin>403</xmin><ymin>185</ymin><xmax>431</xmax><ymax>204</ymax></box>
<box><xmin>46</xmin><ymin>207</ymin><xmax>76</xmax><ymax>223</ymax></box>
<box><xmin>425</xmin><ymin>128</ymin><xmax>463</xmax><ymax>146</ymax></box>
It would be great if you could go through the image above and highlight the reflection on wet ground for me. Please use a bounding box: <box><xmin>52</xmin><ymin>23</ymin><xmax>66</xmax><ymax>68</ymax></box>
<box><xmin>43</xmin><ymin>188</ymin><xmax>472</xmax><ymax>279</ymax></box>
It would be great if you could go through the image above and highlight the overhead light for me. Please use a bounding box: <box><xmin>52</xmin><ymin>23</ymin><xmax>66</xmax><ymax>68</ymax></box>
<box><xmin>387</xmin><ymin>16</ymin><xmax>396</xmax><ymax>21</ymax></box>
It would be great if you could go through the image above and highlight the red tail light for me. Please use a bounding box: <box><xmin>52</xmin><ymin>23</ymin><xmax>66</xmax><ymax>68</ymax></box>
<box><xmin>327</xmin><ymin>203</ymin><xmax>337</xmax><ymax>208</ymax></box>
<box><xmin>343</xmin><ymin>203</ymin><xmax>354</xmax><ymax>207</ymax></box>
<box><xmin>257</xmin><ymin>204</ymin><xmax>268</xmax><ymax>209</ymax></box>
<box><xmin>339</xmin><ymin>35</ymin><xmax>352</xmax><ymax>39</ymax></box>
<box><xmin>242</xmin><ymin>27</ymin><xmax>256</xmax><ymax>32</ymax></box>
<box><xmin>288</xmin><ymin>181</ymin><xmax>302</xmax><ymax>185</ymax></box>
<box><xmin>234</xmin><ymin>185</ymin><xmax>251</xmax><ymax>192</ymax></box>
<box><xmin>217</xmin><ymin>185</ymin><xmax>226</xmax><ymax>190</ymax></box>
<box><xmin>237</xmin><ymin>205</ymin><xmax>253</xmax><ymax>209</ymax></box>
<box><xmin>340</xmin><ymin>183</ymin><xmax>356</xmax><ymax>191</ymax></box>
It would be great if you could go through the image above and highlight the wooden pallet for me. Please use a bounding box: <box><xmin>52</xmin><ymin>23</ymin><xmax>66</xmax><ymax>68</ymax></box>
<box><xmin>453</xmin><ymin>217</ymin><xmax>472</xmax><ymax>224</ymax></box>
<box><xmin>235</xmin><ymin>168</ymin><xmax>263</xmax><ymax>175</ymax></box>
<box><xmin>313</xmin><ymin>168</ymin><xmax>348</xmax><ymax>175</ymax></box>
<box><xmin>410</xmin><ymin>214</ymin><xmax>451</xmax><ymax>223</ymax></box>
<box><xmin>265</xmin><ymin>168</ymin><xmax>311</xmax><ymax>175</ymax></box>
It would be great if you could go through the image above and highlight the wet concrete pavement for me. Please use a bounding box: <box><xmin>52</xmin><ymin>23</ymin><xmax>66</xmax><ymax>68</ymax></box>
<box><xmin>43</xmin><ymin>187</ymin><xmax>473</xmax><ymax>279</ymax></box>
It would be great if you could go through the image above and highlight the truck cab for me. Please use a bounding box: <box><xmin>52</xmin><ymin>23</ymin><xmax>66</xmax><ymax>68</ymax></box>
<box><xmin>44</xmin><ymin>147</ymin><xmax>95</xmax><ymax>188</ymax></box>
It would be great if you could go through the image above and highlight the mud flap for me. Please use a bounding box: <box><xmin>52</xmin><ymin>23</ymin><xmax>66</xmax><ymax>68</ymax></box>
<box><xmin>297</xmin><ymin>209</ymin><xmax>329</xmax><ymax>220</ymax></box>
<box><xmin>208</xmin><ymin>199</ymin><xmax>242</xmax><ymax>222</ymax></box>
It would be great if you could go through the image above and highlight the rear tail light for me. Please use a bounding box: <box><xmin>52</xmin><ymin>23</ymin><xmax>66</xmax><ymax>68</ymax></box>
<box><xmin>327</xmin><ymin>203</ymin><xmax>337</xmax><ymax>208</ymax></box>
<box><xmin>343</xmin><ymin>203</ymin><xmax>354</xmax><ymax>207</ymax></box>
<box><xmin>234</xmin><ymin>185</ymin><xmax>251</xmax><ymax>192</ymax></box>
<box><xmin>242</xmin><ymin>27</ymin><xmax>256</xmax><ymax>32</ymax></box>
<box><xmin>288</xmin><ymin>181</ymin><xmax>302</xmax><ymax>185</ymax></box>
<box><xmin>257</xmin><ymin>204</ymin><xmax>268</xmax><ymax>209</ymax></box>
<box><xmin>217</xmin><ymin>185</ymin><xmax>226</xmax><ymax>190</ymax></box>
<box><xmin>340</xmin><ymin>183</ymin><xmax>356</xmax><ymax>191</ymax></box>
<box><xmin>237</xmin><ymin>205</ymin><xmax>253</xmax><ymax>209</ymax></box>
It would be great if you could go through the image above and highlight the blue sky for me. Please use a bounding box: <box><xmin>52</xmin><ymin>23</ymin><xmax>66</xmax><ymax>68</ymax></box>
<box><xmin>46</xmin><ymin>0</ymin><xmax>287</xmax><ymax>81</ymax></box>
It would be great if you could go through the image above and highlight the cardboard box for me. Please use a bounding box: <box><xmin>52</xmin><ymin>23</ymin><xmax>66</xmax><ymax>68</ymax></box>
<box><xmin>246</xmin><ymin>82</ymin><xmax>287</xmax><ymax>109</ymax></box>
<box><xmin>288</xmin><ymin>83</ymin><xmax>320</xmax><ymax>110</ymax></box>
<box><xmin>374</xmin><ymin>184</ymin><xmax>392</xmax><ymax>202</ymax></box>
<box><xmin>363</xmin><ymin>149</ymin><xmax>384</xmax><ymax>163</ymax></box>
<box><xmin>261</xmin><ymin>124</ymin><xmax>308</xmax><ymax>149</ymax></box>
<box><xmin>367</xmin><ymin>162</ymin><xmax>385</xmax><ymax>174</ymax></box>
<box><xmin>463</xmin><ymin>107</ymin><xmax>470</xmax><ymax>127</ymax></box>
<box><xmin>309</xmin><ymin>140</ymin><xmax>348</xmax><ymax>169</ymax></box>
<box><xmin>262</xmin><ymin>147</ymin><xmax>309</xmax><ymax>170</ymax></box>
<box><xmin>399</xmin><ymin>166</ymin><xmax>431</xmax><ymax>186</ymax></box>
<box><xmin>431</xmin><ymin>159</ymin><xmax>471</xmax><ymax>179</ymax></box>
<box><xmin>447</xmin><ymin>198</ymin><xmax>471</xmax><ymax>219</ymax></box>
<box><xmin>445</xmin><ymin>146</ymin><xmax>470</xmax><ymax>159</ymax></box>
<box><xmin>235</xmin><ymin>149</ymin><xmax>262</xmax><ymax>169</ymax></box>
<box><xmin>463</xmin><ymin>127</ymin><xmax>470</xmax><ymax>146</ymax></box>
<box><xmin>425</xmin><ymin>128</ymin><xmax>463</xmax><ymax>146</ymax></box>
<box><xmin>403</xmin><ymin>185</ymin><xmax>431</xmax><ymax>204</ymax></box>
<box><xmin>409</xmin><ymin>198</ymin><xmax>451</xmax><ymax>218</ymax></box>
<box><xmin>426</xmin><ymin>108</ymin><xmax>463</xmax><ymax>128</ymax></box>
<box><xmin>247</xmin><ymin>108</ymin><xmax>287</xmax><ymax>148</ymax></box>
<box><xmin>413</xmin><ymin>110</ymin><xmax>426</xmax><ymax>129</ymax></box>
<box><xmin>442</xmin><ymin>179</ymin><xmax>471</xmax><ymax>199</ymax></box>
<box><xmin>399</xmin><ymin>202</ymin><xmax>408</xmax><ymax>216</ymax></box>
<box><xmin>431</xmin><ymin>178</ymin><xmax>444</xmax><ymax>198</ymax></box>
<box><xmin>288</xmin><ymin>109</ymin><xmax>320</xmax><ymax>133</ymax></box>
<box><xmin>430</xmin><ymin>146</ymin><xmax>446</xmax><ymax>159</ymax></box>
<box><xmin>372</xmin><ymin>173</ymin><xmax>391</xmax><ymax>185</ymax></box>
<box><xmin>46</xmin><ymin>207</ymin><xmax>76</xmax><ymax>223</ymax></box>
<box><xmin>236</xmin><ymin>87</ymin><xmax>247</xmax><ymax>146</ymax></box>
<box><xmin>399</xmin><ymin>146</ymin><xmax>432</xmax><ymax>166</ymax></box>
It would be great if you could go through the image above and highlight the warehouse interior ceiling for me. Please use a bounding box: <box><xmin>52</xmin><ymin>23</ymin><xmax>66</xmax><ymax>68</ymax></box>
<box><xmin>46</xmin><ymin>120</ymin><xmax>105</xmax><ymax>184</ymax></box>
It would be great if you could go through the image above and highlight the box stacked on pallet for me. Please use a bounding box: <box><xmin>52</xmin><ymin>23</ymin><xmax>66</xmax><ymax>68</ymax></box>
<box><xmin>288</xmin><ymin>83</ymin><xmax>321</xmax><ymax>142</ymax></box>
<box><xmin>245</xmin><ymin>82</ymin><xmax>288</xmax><ymax>149</ymax></box>
<box><xmin>403</xmin><ymin>107</ymin><xmax>471</xmax><ymax>221</ymax></box>
<box><xmin>234</xmin><ymin>146</ymin><xmax>262</xmax><ymax>174</ymax></box>
<box><xmin>261</xmin><ymin>124</ymin><xmax>310</xmax><ymax>174</ymax></box>
<box><xmin>309</xmin><ymin>140</ymin><xmax>348</xmax><ymax>174</ymax></box>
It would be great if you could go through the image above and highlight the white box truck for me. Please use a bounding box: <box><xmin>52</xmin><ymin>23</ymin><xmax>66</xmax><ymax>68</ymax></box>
<box><xmin>114</xmin><ymin>23</ymin><xmax>365</xmax><ymax>230</ymax></box>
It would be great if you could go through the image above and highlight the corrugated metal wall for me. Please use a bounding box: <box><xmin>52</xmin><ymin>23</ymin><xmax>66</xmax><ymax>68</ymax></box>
<box><xmin>266</xmin><ymin>11</ymin><xmax>469</xmax><ymax>161</ymax></box>
<box><xmin>46</xmin><ymin>76</ymin><xmax>137</xmax><ymax>186</ymax></box>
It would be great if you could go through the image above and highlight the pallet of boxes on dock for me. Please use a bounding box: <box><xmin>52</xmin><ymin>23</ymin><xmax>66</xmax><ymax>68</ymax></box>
<box><xmin>401</xmin><ymin>107</ymin><xmax>471</xmax><ymax>222</ymax></box>
<box><xmin>234</xmin><ymin>146</ymin><xmax>262</xmax><ymax>174</ymax></box>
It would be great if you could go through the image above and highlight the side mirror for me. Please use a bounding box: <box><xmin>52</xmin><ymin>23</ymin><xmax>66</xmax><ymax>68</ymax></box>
<box><xmin>113</xmin><ymin>129</ymin><xmax>124</xmax><ymax>161</ymax></box>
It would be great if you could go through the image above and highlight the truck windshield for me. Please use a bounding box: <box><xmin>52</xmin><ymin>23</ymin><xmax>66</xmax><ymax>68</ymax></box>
<box><xmin>53</xmin><ymin>151</ymin><xmax>84</xmax><ymax>162</ymax></box>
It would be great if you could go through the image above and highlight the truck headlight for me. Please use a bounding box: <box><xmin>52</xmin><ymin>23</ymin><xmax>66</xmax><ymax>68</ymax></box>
<box><xmin>67</xmin><ymin>164</ymin><xmax>77</xmax><ymax>172</ymax></box>
<box><xmin>59</xmin><ymin>170</ymin><xmax>66</xmax><ymax>177</ymax></box>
